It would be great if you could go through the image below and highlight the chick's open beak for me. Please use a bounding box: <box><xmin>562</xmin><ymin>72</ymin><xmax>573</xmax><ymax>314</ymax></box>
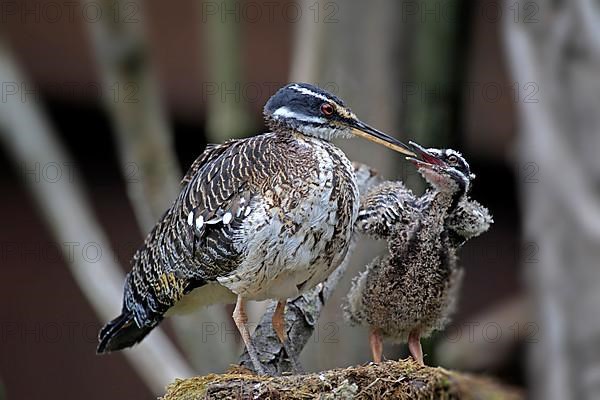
<box><xmin>350</xmin><ymin>120</ymin><xmax>416</xmax><ymax>157</ymax></box>
<box><xmin>406</xmin><ymin>141</ymin><xmax>446</xmax><ymax>168</ymax></box>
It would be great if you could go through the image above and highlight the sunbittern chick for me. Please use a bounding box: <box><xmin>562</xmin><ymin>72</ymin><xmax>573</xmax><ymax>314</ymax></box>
<box><xmin>344</xmin><ymin>143</ymin><xmax>493</xmax><ymax>365</ymax></box>
<box><xmin>96</xmin><ymin>83</ymin><xmax>414</xmax><ymax>374</ymax></box>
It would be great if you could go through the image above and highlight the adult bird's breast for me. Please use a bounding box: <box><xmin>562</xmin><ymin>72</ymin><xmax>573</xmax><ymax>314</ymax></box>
<box><xmin>217</xmin><ymin>138</ymin><xmax>359</xmax><ymax>301</ymax></box>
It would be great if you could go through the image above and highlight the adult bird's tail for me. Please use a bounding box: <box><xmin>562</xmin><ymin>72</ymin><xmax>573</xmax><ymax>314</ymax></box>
<box><xmin>96</xmin><ymin>311</ymin><xmax>155</xmax><ymax>354</ymax></box>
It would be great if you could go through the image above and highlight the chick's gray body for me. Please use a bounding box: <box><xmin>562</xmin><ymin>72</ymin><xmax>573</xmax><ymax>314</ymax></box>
<box><xmin>345</xmin><ymin>152</ymin><xmax>492</xmax><ymax>344</ymax></box>
<box><xmin>346</xmin><ymin>185</ymin><xmax>462</xmax><ymax>342</ymax></box>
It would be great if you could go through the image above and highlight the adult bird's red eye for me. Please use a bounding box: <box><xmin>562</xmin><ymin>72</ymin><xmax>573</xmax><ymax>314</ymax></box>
<box><xmin>320</xmin><ymin>103</ymin><xmax>334</xmax><ymax>116</ymax></box>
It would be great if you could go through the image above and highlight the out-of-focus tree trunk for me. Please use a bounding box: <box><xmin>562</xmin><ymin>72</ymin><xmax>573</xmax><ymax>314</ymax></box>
<box><xmin>0</xmin><ymin>40</ymin><xmax>193</xmax><ymax>395</ymax></box>
<box><xmin>203</xmin><ymin>0</ymin><xmax>254</xmax><ymax>141</ymax></box>
<box><xmin>504</xmin><ymin>1</ymin><xmax>600</xmax><ymax>399</ymax></box>
<box><xmin>83</xmin><ymin>0</ymin><xmax>236</xmax><ymax>374</ymax></box>
<box><xmin>403</xmin><ymin>0</ymin><xmax>467</xmax><ymax>148</ymax></box>
<box><xmin>82</xmin><ymin>0</ymin><xmax>181</xmax><ymax>232</ymax></box>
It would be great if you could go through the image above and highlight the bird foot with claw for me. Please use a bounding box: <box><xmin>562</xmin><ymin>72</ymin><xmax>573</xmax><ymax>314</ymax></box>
<box><xmin>246</xmin><ymin>350</ymin><xmax>267</xmax><ymax>375</ymax></box>
<box><xmin>282</xmin><ymin>339</ymin><xmax>304</xmax><ymax>374</ymax></box>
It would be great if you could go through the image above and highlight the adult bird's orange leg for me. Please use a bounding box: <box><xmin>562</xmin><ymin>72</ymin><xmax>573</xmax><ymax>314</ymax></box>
<box><xmin>272</xmin><ymin>300</ymin><xmax>304</xmax><ymax>373</ymax></box>
<box><xmin>272</xmin><ymin>300</ymin><xmax>287</xmax><ymax>344</ymax></box>
<box><xmin>407</xmin><ymin>328</ymin><xmax>424</xmax><ymax>365</ymax></box>
<box><xmin>369</xmin><ymin>327</ymin><xmax>384</xmax><ymax>363</ymax></box>
<box><xmin>233</xmin><ymin>295</ymin><xmax>266</xmax><ymax>374</ymax></box>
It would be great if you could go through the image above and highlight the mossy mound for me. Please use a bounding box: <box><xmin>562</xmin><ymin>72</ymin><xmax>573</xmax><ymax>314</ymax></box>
<box><xmin>162</xmin><ymin>359</ymin><xmax>522</xmax><ymax>400</ymax></box>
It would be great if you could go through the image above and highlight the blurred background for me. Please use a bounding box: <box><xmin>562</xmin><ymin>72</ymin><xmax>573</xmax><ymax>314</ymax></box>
<box><xmin>1</xmin><ymin>0</ymin><xmax>598</xmax><ymax>398</ymax></box>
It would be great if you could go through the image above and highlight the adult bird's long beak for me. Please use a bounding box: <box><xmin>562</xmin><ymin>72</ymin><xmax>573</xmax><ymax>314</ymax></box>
<box><xmin>350</xmin><ymin>120</ymin><xmax>416</xmax><ymax>157</ymax></box>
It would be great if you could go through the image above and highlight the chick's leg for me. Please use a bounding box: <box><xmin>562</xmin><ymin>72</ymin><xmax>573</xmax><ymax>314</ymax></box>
<box><xmin>408</xmin><ymin>328</ymin><xmax>424</xmax><ymax>366</ymax></box>
<box><xmin>369</xmin><ymin>327</ymin><xmax>384</xmax><ymax>363</ymax></box>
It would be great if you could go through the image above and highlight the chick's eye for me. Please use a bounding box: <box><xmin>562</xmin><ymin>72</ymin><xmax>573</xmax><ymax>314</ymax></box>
<box><xmin>320</xmin><ymin>103</ymin><xmax>334</xmax><ymax>116</ymax></box>
<box><xmin>448</xmin><ymin>155</ymin><xmax>458</xmax><ymax>164</ymax></box>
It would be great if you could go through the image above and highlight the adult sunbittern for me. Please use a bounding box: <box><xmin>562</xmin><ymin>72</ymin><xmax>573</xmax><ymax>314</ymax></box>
<box><xmin>97</xmin><ymin>83</ymin><xmax>415</xmax><ymax>374</ymax></box>
<box><xmin>344</xmin><ymin>143</ymin><xmax>493</xmax><ymax>365</ymax></box>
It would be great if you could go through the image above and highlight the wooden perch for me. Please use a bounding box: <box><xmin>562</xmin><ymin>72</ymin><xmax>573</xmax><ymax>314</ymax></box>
<box><xmin>163</xmin><ymin>360</ymin><xmax>523</xmax><ymax>400</ymax></box>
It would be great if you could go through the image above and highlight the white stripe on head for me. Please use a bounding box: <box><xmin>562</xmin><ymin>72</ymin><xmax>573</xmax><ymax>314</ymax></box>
<box><xmin>426</xmin><ymin>148</ymin><xmax>444</xmax><ymax>158</ymax></box>
<box><xmin>272</xmin><ymin>106</ymin><xmax>327</xmax><ymax>124</ymax></box>
<box><xmin>445</xmin><ymin>149</ymin><xmax>464</xmax><ymax>158</ymax></box>
<box><xmin>289</xmin><ymin>84</ymin><xmax>355</xmax><ymax>119</ymax></box>
<box><xmin>289</xmin><ymin>84</ymin><xmax>331</xmax><ymax>103</ymax></box>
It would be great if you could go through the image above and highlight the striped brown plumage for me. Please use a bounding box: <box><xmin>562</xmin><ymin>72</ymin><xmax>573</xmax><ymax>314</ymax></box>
<box><xmin>98</xmin><ymin>131</ymin><xmax>360</xmax><ymax>353</ymax></box>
